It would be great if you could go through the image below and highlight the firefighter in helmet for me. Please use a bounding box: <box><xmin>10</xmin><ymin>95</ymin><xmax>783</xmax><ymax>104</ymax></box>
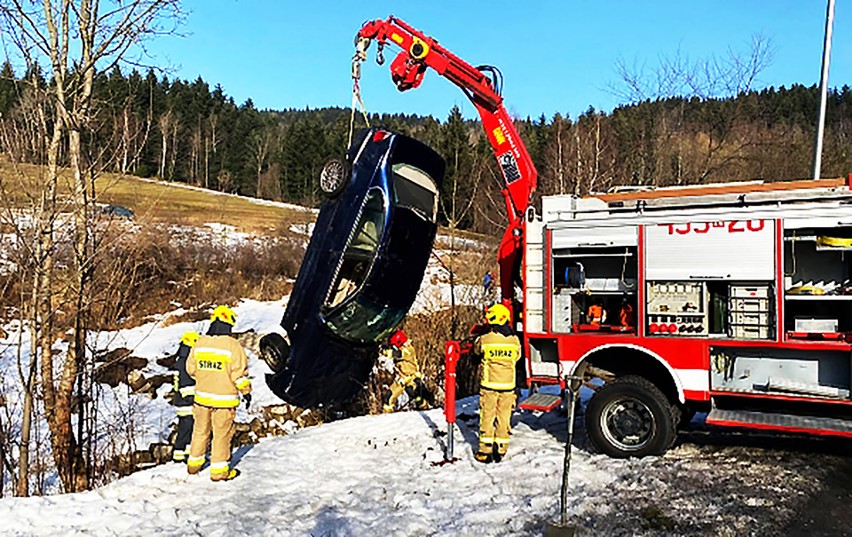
<box><xmin>186</xmin><ymin>305</ymin><xmax>252</xmax><ymax>481</ymax></box>
<box><xmin>474</xmin><ymin>303</ymin><xmax>521</xmax><ymax>463</ymax></box>
<box><xmin>171</xmin><ymin>330</ymin><xmax>199</xmax><ymax>463</ymax></box>
<box><xmin>382</xmin><ymin>329</ymin><xmax>431</xmax><ymax>412</ymax></box>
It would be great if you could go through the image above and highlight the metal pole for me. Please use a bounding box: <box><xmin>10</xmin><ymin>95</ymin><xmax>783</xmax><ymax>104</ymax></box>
<box><xmin>546</xmin><ymin>379</ymin><xmax>580</xmax><ymax>537</ymax></box>
<box><xmin>559</xmin><ymin>386</ymin><xmax>577</xmax><ymax>526</ymax></box>
<box><xmin>813</xmin><ymin>0</ymin><xmax>836</xmax><ymax>179</ymax></box>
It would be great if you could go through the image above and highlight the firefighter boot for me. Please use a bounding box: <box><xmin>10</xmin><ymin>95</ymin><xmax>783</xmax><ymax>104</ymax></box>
<box><xmin>474</xmin><ymin>451</ymin><xmax>493</xmax><ymax>463</ymax></box>
<box><xmin>475</xmin><ymin>442</ymin><xmax>494</xmax><ymax>463</ymax></box>
<box><xmin>186</xmin><ymin>455</ymin><xmax>205</xmax><ymax>475</ymax></box>
<box><xmin>211</xmin><ymin>468</ymin><xmax>240</xmax><ymax>482</ymax></box>
<box><xmin>493</xmin><ymin>444</ymin><xmax>507</xmax><ymax>463</ymax></box>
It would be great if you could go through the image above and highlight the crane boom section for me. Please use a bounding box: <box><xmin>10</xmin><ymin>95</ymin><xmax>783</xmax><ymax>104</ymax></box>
<box><xmin>357</xmin><ymin>16</ymin><xmax>538</xmax><ymax>303</ymax></box>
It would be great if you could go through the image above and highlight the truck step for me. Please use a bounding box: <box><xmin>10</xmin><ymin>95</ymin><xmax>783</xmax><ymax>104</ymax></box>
<box><xmin>519</xmin><ymin>392</ymin><xmax>562</xmax><ymax>412</ymax></box>
<box><xmin>706</xmin><ymin>408</ymin><xmax>852</xmax><ymax>438</ymax></box>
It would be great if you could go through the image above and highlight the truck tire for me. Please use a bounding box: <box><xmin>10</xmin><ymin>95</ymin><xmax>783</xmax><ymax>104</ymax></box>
<box><xmin>585</xmin><ymin>375</ymin><xmax>677</xmax><ymax>458</ymax></box>
<box><xmin>259</xmin><ymin>333</ymin><xmax>289</xmax><ymax>373</ymax></box>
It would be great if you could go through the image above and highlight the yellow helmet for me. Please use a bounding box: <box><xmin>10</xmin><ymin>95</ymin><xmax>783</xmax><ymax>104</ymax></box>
<box><xmin>181</xmin><ymin>331</ymin><xmax>199</xmax><ymax>347</ymax></box>
<box><xmin>210</xmin><ymin>305</ymin><xmax>237</xmax><ymax>326</ymax></box>
<box><xmin>485</xmin><ymin>304</ymin><xmax>511</xmax><ymax>325</ymax></box>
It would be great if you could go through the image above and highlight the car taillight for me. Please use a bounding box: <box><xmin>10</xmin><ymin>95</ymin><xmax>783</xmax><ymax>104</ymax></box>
<box><xmin>668</xmin><ymin>324</ymin><xmax>678</xmax><ymax>333</ymax></box>
<box><xmin>373</xmin><ymin>130</ymin><xmax>388</xmax><ymax>142</ymax></box>
<box><xmin>649</xmin><ymin>323</ymin><xmax>659</xmax><ymax>333</ymax></box>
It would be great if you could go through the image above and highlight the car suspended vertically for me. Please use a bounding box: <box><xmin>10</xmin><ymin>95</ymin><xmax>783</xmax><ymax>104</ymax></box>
<box><xmin>261</xmin><ymin>128</ymin><xmax>445</xmax><ymax>407</ymax></box>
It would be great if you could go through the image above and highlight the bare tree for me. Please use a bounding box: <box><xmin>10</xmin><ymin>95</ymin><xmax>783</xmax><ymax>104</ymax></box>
<box><xmin>610</xmin><ymin>36</ymin><xmax>775</xmax><ymax>185</ymax></box>
<box><xmin>0</xmin><ymin>0</ymin><xmax>183</xmax><ymax>493</ymax></box>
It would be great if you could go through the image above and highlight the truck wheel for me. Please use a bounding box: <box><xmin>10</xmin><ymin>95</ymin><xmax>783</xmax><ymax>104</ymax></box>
<box><xmin>319</xmin><ymin>159</ymin><xmax>348</xmax><ymax>197</ymax></box>
<box><xmin>259</xmin><ymin>333</ymin><xmax>289</xmax><ymax>373</ymax></box>
<box><xmin>585</xmin><ymin>375</ymin><xmax>676</xmax><ymax>458</ymax></box>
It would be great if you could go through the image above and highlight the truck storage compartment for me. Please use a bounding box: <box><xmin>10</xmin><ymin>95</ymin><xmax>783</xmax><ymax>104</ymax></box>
<box><xmin>550</xmin><ymin>245</ymin><xmax>637</xmax><ymax>334</ymax></box>
<box><xmin>784</xmin><ymin>227</ymin><xmax>852</xmax><ymax>340</ymax></box>
<box><xmin>710</xmin><ymin>346</ymin><xmax>851</xmax><ymax>399</ymax></box>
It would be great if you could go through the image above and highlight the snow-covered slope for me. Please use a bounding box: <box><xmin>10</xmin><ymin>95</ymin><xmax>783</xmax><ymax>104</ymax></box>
<box><xmin>0</xmin><ymin>393</ymin><xmax>838</xmax><ymax>536</ymax></box>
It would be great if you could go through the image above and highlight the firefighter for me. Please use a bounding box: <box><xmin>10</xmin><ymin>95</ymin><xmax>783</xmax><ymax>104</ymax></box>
<box><xmin>474</xmin><ymin>304</ymin><xmax>521</xmax><ymax>463</ymax></box>
<box><xmin>171</xmin><ymin>330</ymin><xmax>199</xmax><ymax>463</ymax></box>
<box><xmin>186</xmin><ymin>305</ymin><xmax>252</xmax><ymax>481</ymax></box>
<box><xmin>382</xmin><ymin>329</ymin><xmax>430</xmax><ymax>412</ymax></box>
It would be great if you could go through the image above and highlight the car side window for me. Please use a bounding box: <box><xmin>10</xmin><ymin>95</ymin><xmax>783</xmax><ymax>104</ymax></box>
<box><xmin>391</xmin><ymin>163</ymin><xmax>438</xmax><ymax>222</ymax></box>
<box><xmin>327</xmin><ymin>189</ymin><xmax>386</xmax><ymax>308</ymax></box>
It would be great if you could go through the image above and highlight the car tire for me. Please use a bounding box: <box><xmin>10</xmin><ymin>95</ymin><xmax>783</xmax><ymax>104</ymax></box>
<box><xmin>259</xmin><ymin>333</ymin><xmax>290</xmax><ymax>373</ymax></box>
<box><xmin>319</xmin><ymin>159</ymin><xmax>348</xmax><ymax>197</ymax></box>
<box><xmin>585</xmin><ymin>375</ymin><xmax>676</xmax><ymax>458</ymax></box>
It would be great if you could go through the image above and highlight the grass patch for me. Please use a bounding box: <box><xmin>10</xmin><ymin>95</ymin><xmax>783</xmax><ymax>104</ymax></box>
<box><xmin>0</xmin><ymin>162</ymin><xmax>314</xmax><ymax>234</ymax></box>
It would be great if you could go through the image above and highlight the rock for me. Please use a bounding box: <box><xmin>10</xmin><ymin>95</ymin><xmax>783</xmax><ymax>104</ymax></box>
<box><xmin>127</xmin><ymin>370</ymin><xmax>147</xmax><ymax>392</ymax></box>
<box><xmin>127</xmin><ymin>372</ymin><xmax>172</xmax><ymax>397</ymax></box>
<box><xmin>150</xmin><ymin>443</ymin><xmax>172</xmax><ymax>464</ymax></box>
<box><xmin>133</xmin><ymin>450</ymin><xmax>154</xmax><ymax>466</ymax></box>
<box><xmin>156</xmin><ymin>353</ymin><xmax>177</xmax><ymax>369</ymax></box>
<box><xmin>234</xmin><ymin>329</ymin><xmax>260</xmax><ymax>354</ymax></box>
<box><xmin>94</xmin><ymin>351</ymin><xmax>149</xmax><ymax>388</ymax></box>
<box><xmin>96</xmin><ymin>347</ymin><xmax>131</xmax><ymax>363</ymax></box>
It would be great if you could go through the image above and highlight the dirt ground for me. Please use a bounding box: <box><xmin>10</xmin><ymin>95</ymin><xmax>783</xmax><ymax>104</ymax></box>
<box><xmin>652</xmin><ymin>424</ymin><xmax>852</xmax><ymax>537</ymax></box>
<box><xmin>526</xmin><ymin>405</ymin><xmax>852</xmax><ymax>537</ymax></box>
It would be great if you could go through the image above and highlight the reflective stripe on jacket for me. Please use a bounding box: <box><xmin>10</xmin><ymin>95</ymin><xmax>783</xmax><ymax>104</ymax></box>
<box><xmin>186</xmin><ymin>335</ymin><xmax>251</xmax><ymax>408</ymax></box>
<box><xmin>474</xmin><ymin>330</ymin><xmax>521</xmax><ymax>391</ymax></box>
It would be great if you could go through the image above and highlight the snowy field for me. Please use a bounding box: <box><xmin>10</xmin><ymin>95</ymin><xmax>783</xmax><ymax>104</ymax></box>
<box><xmin>0</xmin><ymin>395</ymin><xmax>848</xmax><ymax>536</ymax></box>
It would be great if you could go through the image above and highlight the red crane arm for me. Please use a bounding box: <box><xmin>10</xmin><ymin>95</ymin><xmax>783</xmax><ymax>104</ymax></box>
<box><xmin>357</xmin><ymin>16</ymin><xmax>538</xmax><ymax>306</ymax></box>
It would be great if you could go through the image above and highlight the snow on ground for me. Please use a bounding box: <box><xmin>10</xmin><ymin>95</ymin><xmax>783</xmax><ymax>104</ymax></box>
<box><xmin>135</xmin><ymin>176</ymin><xmax>317</xmax><ymax>213</ymax></box>
<box><xmin>0</xmin><ymin>394</ymin><xmax>846</xmax><ymax>536</ymax></box>
<box><xmin>0</xmin><ymin>297</ymin><xmax>291</xmax><ymax>475</ymax></box>
<box><xmin>87</xmin><ymin>298</ymin><xmax>292</xmax><ymax>449</ymax></box>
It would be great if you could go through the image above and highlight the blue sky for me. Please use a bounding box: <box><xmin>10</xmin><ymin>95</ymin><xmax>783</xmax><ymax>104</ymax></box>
<box><xmin>146</xmin><ymin>1</ymin><xmax>852</xmax><ymax>121</ymax></box>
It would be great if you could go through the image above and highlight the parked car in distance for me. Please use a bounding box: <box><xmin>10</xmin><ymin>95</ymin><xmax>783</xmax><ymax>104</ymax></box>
<box><xmin>97</xmin><ymin>204</ymin><xmax>135</xmax><ymax>218</ymax></box>
<box><xmin>261</xmin><ymin>128</ymin><xmax>446</xmax><ymax>407</ymax></box>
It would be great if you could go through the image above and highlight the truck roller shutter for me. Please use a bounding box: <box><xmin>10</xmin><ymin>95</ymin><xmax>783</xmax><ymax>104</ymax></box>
<box><xmin>645</xmin><ymin>219</ymin><xmax>775</xmax><ymax>281</ymax></box>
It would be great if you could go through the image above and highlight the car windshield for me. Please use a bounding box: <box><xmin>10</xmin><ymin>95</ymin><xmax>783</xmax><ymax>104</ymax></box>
<box><xmin>324</xmin><ymin>293</ymin><xmax>406</xmax><ymax>343</ymax></box>
<box><xmin>392</xmin><ymin>163</ymin><xmax>438</xmax><ymax>222</ymax></box>
<box><xmin>326</xmin><ymin>188</ymin><xmax>386</xmax><ymax>308</ymax></box>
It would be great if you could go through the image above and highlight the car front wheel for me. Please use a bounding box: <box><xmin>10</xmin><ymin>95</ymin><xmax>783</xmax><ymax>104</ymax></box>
<box><xmin>585</xmin><ymin>375</ymin><xmax>676</xmax><ymax>458</ymax></box>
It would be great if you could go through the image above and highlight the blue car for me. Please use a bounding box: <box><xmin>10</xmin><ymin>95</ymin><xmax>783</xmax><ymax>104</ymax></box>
<box><xmin>261</xmin><ymin>128</ymin><xmax>445</xmax><ymax>407</ymax></box>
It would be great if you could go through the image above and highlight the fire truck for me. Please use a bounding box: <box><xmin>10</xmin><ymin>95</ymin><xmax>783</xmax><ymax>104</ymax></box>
<box><xmin>355</xmin><ymin>17</ymin><xmax>852</xmax><ymax>458</ymax></box>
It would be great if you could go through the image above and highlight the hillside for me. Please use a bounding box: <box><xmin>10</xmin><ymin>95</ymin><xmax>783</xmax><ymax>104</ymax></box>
<box><xmin>0</xmin><ymin>162</ymin><xmax>314</xmax><ymax>233</ymax></box>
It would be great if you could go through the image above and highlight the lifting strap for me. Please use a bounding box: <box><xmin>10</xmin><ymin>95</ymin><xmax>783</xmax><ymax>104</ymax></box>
<box><xmin>349</xmin><ymin>44</ymin><xmax>371</xmax><ymax>150</ymax></box>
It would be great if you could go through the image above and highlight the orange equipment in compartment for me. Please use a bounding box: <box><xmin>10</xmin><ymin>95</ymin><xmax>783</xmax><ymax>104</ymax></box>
<box><xmin>587</xmin><ymin>303</ymin><xmax>605</xmax><ymax>325</ymax></box>
<box><xmin>619</xmin><ymin>302</ymin><xmax>635</xmax><ymax>328</ymax></box>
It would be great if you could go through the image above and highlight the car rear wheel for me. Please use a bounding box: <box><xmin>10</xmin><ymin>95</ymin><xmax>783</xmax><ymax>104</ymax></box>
<box><xmin>319</xmin><ymin>159</ymin><xmax>348</xmax><ymax>197</ymax></box>
<box><xmin>259</xmin><ymin>333</ymin><xmax>290</xmax><ymax>373</ymax></box>
<box><xmin>585</xmin><ymin>375</ymin><xmax>676</xmax><ymax>458</ymax></box>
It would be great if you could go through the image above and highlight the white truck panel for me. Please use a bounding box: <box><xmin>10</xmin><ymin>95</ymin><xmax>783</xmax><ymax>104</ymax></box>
<box><xmin>552</xmin><ymin>225</ymin><xmax>638</xmax><ymax>249</ymax></box>
<box><xmin>645</xmin><ymin>219</ymin><xmax>775</xmax><ymax>280</ymax></box>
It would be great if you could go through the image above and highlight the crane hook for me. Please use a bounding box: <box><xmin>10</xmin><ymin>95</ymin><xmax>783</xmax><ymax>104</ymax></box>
<box><xmin>376</xmin><ymin>42</ymin><xmax>385</xmax><ymax>66</ymax></box>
